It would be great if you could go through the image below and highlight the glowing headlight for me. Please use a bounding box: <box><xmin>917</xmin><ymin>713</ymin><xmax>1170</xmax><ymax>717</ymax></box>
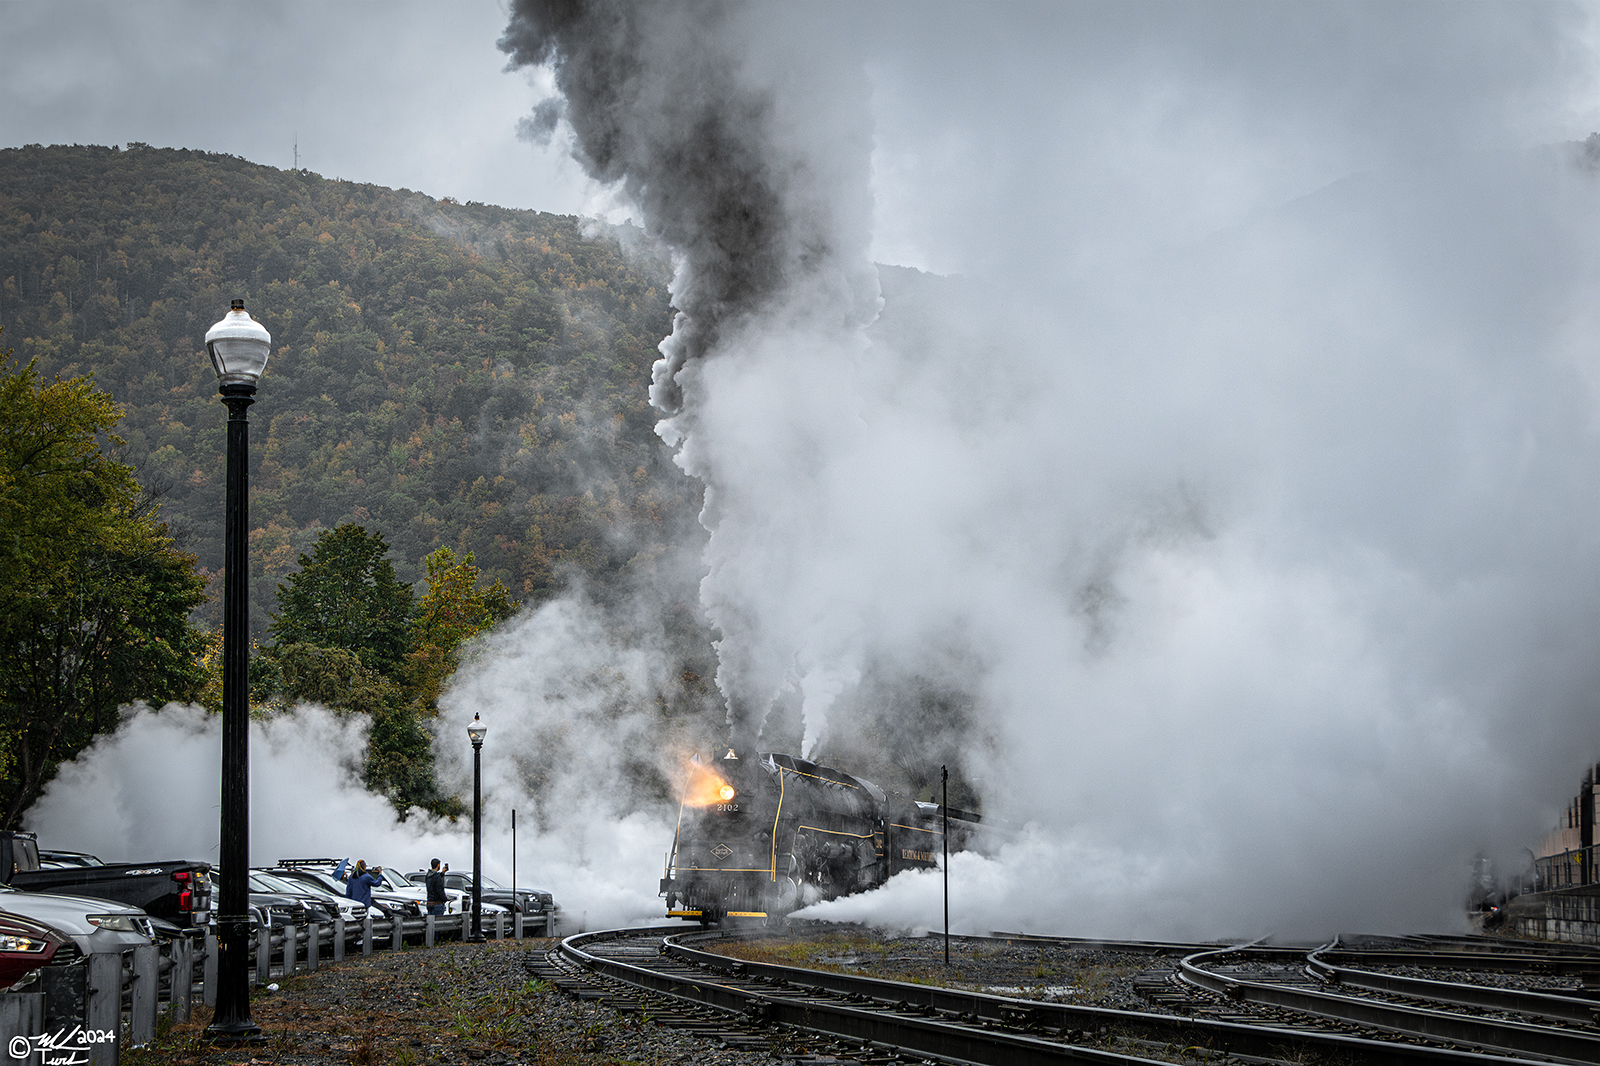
<box><xmin>718</xmin><ymin>785</ymin><xmax>736</xmax><ymax>801</ymax></box>
<box><xmin>0</xmin><ymin>936</ymin><xmax>49</xmax><ymax>953</ymax></box>
<box><xmin>86</xmin><ymin>915</ymin><xmax>140</xmax><ymax>933</ymax></box>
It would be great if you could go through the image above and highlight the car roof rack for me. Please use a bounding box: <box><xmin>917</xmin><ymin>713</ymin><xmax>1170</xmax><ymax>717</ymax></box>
<box><xmin>275</xmin><ymin>858</ymin><xmax>343</xmax><ymax>869</ymax></box>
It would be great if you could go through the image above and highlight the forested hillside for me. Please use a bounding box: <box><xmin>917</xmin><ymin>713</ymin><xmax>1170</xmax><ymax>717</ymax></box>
<box><xmin>0</xmin><ymin>143</ymin><xmax>706</xmax><ymax>637</ymax></box>
<box><xmin>0</xmin><ymin>144</ymin><xmax>725</xmax><ymax>817</ymax></box>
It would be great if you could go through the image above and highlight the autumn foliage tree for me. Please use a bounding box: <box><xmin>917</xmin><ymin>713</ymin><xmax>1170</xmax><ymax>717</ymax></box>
<box><xmin>407</xmin><ymin>547</ymin><xmax>517</xmax><ymax>715</ymax></box>
<box><xmin>0</xmin><ymin>340</ymin><xmax>207</xmax><ymax>826</ymax></box>
<box><xmin>264</xmin><ymin>528</ymin><xmax>521</xmax><ymax>816</ymax></box>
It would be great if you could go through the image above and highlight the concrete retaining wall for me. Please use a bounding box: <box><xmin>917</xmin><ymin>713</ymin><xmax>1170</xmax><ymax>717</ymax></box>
<box><xmin>1502</xmin><ymin>885</ymin><xmax>1600</xmax><ymax>945</ymax></box>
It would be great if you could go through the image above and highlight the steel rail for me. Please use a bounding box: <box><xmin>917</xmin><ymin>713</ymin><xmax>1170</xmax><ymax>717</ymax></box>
<box><xmin>981</xmin><ymin>932</ymin><xmax>1237</xmax><ymax>956</ymax></box>
<box><xmin>649</xmin><ymin>921</ymin><xmax>1536</xmax><ymax>1062</ymax></box>
<box><xmin>1402</xmin><ymin>934</ymin><xmax>1600</xmax><ymax>957</ymax></box>
<box><xmin>560</xmin><ymin>927</ymin><xmax>1160</xmax><ymax>1065</ymax></box>
<box><xmin>1308</xmin><ymin>943</ymin><xmax>1600</xmax><ymax>1025</ymax></box>
<box><xmin>1317</xmin><ymin>947</ymin><xmax>1600</xmax><ymax>975</ymax></box>
<box><xmin>1180</xmin><ymin>943</ymin><xmax>1600</xmax><ymax>1064</ymax></box>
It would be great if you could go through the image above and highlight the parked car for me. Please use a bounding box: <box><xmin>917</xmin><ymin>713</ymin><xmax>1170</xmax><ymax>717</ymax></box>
<box><xmin>407</xmin><ymin>870</ymin><xmax>557</xmax><ymax>918</ymax></box>
<box><xmin>206</xmin><ymin>871</ymin><xmax>321</xmax><ymax>931</ymax></box>
<box><xmin>0</xmin><ymin>883</ymin><xmax>158</xmax><ymax>959</ymax></box>
<box><xmin>252</xmin><ymin>872</ymin><xmax>338</xmax><ymax>923</ymax></box>
<box><xmin>0</xmin><ymin>832</ymin><xmax>210</xmax><ymax>928</ymax></box>
<box><xmin>267</xmin><ymin>863</ymin><xmax>416</xmax><ymax>920</ymax></box>
<box><xmin>250</xmin><ymin>870</ymin><xmax>365</xmax><ymax>924</ymax></box>
<box><xmin>0</xmin><ymin>911</ymin><xmax>69</xmax><ymax>990</ymax></box>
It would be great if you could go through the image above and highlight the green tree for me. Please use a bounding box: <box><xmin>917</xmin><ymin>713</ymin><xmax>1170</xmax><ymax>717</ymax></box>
<box><xmin>406</xmin><ymin>547</ymin><xmax>518</xmax><ymax>714</ymax></box>
<box><xmin>268</xmin><ymin>524</ymin><xmax>415</xmax><ymax>679</ymax></box>
<box><xmin>274</xmin><ymin>643</ymin><xmax>393</xmax><ymax>717</ymax></box>
<box><xmin>0</xmin><ymin>346</ymin><xmax>207</xmax><ymax>826</ymax></box>
<box><xmin>364</xmin><ymin>703</ymin><xmax>463</xmax><ymax>819</ymax></box>
<box><xmin>265</xmin><ymin>525</ymin><xmax>465</xmax><ymax>817</ymax></box>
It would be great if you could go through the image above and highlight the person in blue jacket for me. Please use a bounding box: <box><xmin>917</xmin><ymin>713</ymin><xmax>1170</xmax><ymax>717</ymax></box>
<box><xmin>341</xmin><ymin>858</ymin><xmax>383</xmax><ymax>906</ymax></box>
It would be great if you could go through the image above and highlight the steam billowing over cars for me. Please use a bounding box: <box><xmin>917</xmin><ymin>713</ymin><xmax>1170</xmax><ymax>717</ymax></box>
<box><xmin>0</xmin><ymin>836</ymin><xmax>558</xmax><ymax>1001</ymax></box>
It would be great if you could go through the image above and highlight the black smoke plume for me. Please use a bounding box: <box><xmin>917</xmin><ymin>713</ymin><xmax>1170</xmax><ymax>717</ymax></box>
<box><xmin>501</xmin><ymin>0</ymin><xmax>872</xmax><ymax>413</ymax></box>
<box><xmin>500</xmin><ymin>0</ymin><xmax>881</xmax><ymax>745</ymax></box>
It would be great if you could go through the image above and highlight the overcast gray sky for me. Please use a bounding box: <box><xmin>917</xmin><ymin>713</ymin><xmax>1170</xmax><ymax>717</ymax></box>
<box><xmin>1</xmin><ymin>1</ymin><xmax>597</xmax><ymax>214</ymax></box>
<box><xmin>9</xmin><ymin>2</ymin><xmax>1597</xmax><ymax>273</ymax></box>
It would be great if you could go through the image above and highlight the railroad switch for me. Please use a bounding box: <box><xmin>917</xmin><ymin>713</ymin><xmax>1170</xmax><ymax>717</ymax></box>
<box><xmin>744</xmin><ymin>998</ymin><xmax>775</xmax><ymax>1027</ymax></box>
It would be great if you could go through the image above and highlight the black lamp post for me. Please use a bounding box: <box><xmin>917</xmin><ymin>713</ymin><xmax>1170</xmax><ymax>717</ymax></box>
<box><xmin>468</xmin><ymin>714</ymin><xmax>487</xmax><ymax>942</ymax></box>
<box><xmin>942</xmin><ymin>764</ymin><xmax>950</xmax><ymax>968</ymax></box>
<box><xmin>203</xmin><ymin>299</ymin><xmax>270</xmax><ymax>1040</ymax></box>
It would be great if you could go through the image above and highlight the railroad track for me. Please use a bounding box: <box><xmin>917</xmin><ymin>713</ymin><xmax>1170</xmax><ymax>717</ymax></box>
<box><xmin>528</xmin><ymin>925</ymin><xmax>1573</xmax><ymax>1065</ymax></box>
<box><xmin>1171</xmin><ymin>934</ymin><xmax>1600</xmax><ymax>1062</ymax></box>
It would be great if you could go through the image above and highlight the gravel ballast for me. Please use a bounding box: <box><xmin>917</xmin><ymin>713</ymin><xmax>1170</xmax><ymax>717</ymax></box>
<box><xmin>131</xmin><ymin>938</ymin><xmax>793</xmax><ymax>1066</ymax></box>
<box><xmin>127</xmin><ymin>930</ymin><xmax>1188</xmax><ymax>1065</ymax></box>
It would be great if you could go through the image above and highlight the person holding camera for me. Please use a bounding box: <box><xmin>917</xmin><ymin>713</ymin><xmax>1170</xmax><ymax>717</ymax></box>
<box><xmin>345</xmin><ymin>859</ymin><xmax>384</xmax><ymax>906</ymax></box>
<box><xmin>424</xmin><ymin>857</ymin><xmax>450</xmax><ymax>916</ymax></box>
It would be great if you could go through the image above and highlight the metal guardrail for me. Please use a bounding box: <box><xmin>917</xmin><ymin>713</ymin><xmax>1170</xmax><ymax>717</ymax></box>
<box><xmin>0</xmin><ymin>909</ymin><xmax>554</xmax><ymax>1064</ymax></box>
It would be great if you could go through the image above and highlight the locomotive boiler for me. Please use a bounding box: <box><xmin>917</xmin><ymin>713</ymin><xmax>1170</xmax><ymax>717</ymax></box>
<box><xmin>659</xmin><ymin>747</ymin><xmax>977</xmax><ymax>923</ymax></box>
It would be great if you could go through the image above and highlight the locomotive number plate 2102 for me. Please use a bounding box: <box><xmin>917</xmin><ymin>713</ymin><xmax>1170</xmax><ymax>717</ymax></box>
<box><xmin>715</xmin><ymin>803</ymin><xmax>740</xmax><ymax>812</ymax></box>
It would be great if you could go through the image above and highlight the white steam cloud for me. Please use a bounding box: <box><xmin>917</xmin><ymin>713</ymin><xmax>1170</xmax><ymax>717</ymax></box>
<box><xmin>25</xmin><ymin>595</ymin><xmax>689</xmax><ymax>930</ymax></box>
<box><xmin>498</xmin><ymin>2</ymin><xmax>1600</xmax><ymax>939</ymax></box>
<box><xmin>28</xmin><ymin>3</ymin><xmax>1600</xmax><ymax>943</ymax></box>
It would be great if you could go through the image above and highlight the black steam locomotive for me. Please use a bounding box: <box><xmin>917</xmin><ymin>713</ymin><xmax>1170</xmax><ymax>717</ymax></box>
<box><xmin>660</xmin><ymin>748</ymin><xmax>977</xmax><ymax>923</ymax></box>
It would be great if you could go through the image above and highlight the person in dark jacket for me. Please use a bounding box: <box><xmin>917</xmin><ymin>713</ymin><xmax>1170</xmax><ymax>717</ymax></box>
<box><xmin>424</xmin><ymin>858</ymin><xmax>449</xmax><ymax>916</ymax></box>
<box><xmin>345</xmin><ymin>859</ymin><xmax>383</xmax><ymax>907</ymax></box>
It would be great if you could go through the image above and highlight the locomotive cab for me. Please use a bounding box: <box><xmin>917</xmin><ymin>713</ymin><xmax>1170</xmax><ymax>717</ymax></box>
<box><xmin>661</xmin><ymin>748</ymin><xmax>952</xmax><ymax>924</ymax></box>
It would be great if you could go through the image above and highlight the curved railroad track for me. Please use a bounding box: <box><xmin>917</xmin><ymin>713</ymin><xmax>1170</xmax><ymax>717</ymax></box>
<box><xmin>1170</xmin><ymin>933</ymin><xmax>1600</xmax><ymax>1062</ymax></box>
<box><xmin>527</xmin><ymin>924</ymin><xmax>1582</xmax><ymax>1065</ymax></box>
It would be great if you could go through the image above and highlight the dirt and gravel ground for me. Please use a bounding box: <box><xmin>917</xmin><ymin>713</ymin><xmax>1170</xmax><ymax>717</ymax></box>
<box><xmin>124</xmin><ymin>930</ymin><xmax>1181</xmax><ymax>1066</ymax></box>
<box><xmin>705</xmin><ymin>928</ymin><xmax>1170</xmax><ymax>1012</ymax></box>
<box><xmin>128</xmin><ymin>937</ymin><xmax>787</xmax><ymax>1066</ymax></box>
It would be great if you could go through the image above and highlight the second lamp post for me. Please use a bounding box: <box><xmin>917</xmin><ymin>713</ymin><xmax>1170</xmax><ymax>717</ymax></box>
<box><xmin>468</xmin><ymin>714</ymin><xmax>487</xmax><ymax>941</ymax></box>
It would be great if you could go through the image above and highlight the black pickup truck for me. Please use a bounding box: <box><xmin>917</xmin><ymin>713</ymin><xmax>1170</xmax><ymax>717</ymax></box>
<box><xmin>0</xmin><ymin>831</ymin><xmax>210</xmax><ymax>927</ymax></box>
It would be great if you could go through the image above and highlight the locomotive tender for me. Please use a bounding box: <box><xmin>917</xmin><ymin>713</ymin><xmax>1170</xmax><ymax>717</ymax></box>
<box><xmin>660</xmin><ymin>747</ymin><xmax>976</xmax><ymax>923</ymax></box>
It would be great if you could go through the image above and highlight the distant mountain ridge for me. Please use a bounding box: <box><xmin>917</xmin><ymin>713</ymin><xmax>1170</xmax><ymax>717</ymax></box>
<box><xmin>0</xmin><ymin>143</ymin><xmax>706</xmax><ymax>651</ymax></box>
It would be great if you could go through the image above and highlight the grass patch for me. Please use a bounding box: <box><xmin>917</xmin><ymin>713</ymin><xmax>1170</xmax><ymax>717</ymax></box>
<box><xmin>710</xmin><ymin>931</ymin><xmax>1153</xmax><ymax>1007</ymax></box>
<box><xmin>708</xmin><ymin>932</ymin><xmax>889</xmax><ymax>973</ymax></box>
